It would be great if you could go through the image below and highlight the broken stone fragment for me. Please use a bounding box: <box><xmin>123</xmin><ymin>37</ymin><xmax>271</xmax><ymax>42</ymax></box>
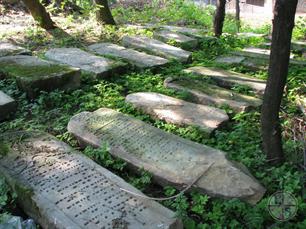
<box><xmin>0</xmin><ymin>55</ymin><xmax>81</xmax><ymax>99</ymax></box>
<box><xmin>88</xmin><ymin>43</ymin><xmax>169</xmax><ymax>69</ymax></box>
<box><xmin>68</xmin><ymin>108</ymin><xmax>266</xmax><ymax>204</ymax></box>
<box><xmin>45</xmin><ymin>48</ymin><xmax>127</xmax><ymax>78</ymax></box>
<box><xmin>122</xmin><ymin>36</ymin><xmax>192</xmax><ymax>63</ymax></box>
<box><xmin>0</xmin><ymin>91</ymin><xmax>17</xmax><ymax>121</ymax></box>
<box><xmin>0</xmin><ymin>131</ymin><xmax>182</xmax><ymax>229</ymax></box>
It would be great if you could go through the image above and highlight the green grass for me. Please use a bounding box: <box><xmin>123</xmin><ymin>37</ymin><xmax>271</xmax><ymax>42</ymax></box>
<box><xmin>0</xmin><ymin>0</ymin><xmax>305</xmax><ymax>228</ymax></box>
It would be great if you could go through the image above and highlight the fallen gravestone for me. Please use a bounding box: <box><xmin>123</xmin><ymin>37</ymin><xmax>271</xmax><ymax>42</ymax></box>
<box><xmin>184</xmin><ymin>66</ymin><xmax>266</xmax><ymax>96</ymax></box>
<box><xmin>0</xmin><ymin>131</ymin><xmax>182</xmax><ymax>229</ymax></box>
<box><xmin>68</xmin><ymin>108</ymin><xmax>266</xmax><ymax>204</ymax></box>
<box><xmin>215</xmin><ymin>55</ymin><xmax>268</xmax><ymax>71</ymax></box>
<box><xmin>122</xmin><ymin>36</ymin><xmax>192</xmax><ymax>63</ymax></box>
<box><xmin>237</xmin><ymin>32</ymin><xmax>265</xmax><ymax>38</ymax></box>
<box><xmin>0</xmin><ymin>42</ymin><xmax>31</xmax><ymax>57</ymax></box>
<box><xmin>160</xmin><ymin>25</ymin><xmax>206</xmax><ymax>39</ymax></box>
<box><xmin>0</xmin><ymin>55</ymin><xmax>81</xmax><ymax>99</ymax></box>
<box><xmin>88</xmin><ymin>43</ymin><xmax>169</xmax><ymax>69</ymax></box>
<box><xmin>45</xmin><ymin>48</ymin><xmax>126</xmax><ymax>78</ymax></box>
<box><xmin>164</xmin><ymin>77</ymin><xmax>262</xmax><ymax>112</ymax></box>
<box><xmin>0</xmin><ymin>91</ymin><xmax>17</xmax><ymax>121</ymax></box>
<box><xmin>126</xmin><ymin>92</ymin><xmax>228</xmax><ymax>134</ymax></box>
<box><xmin>291</xmin><ymin>41</ymin><xmax>306</xmax><ymax>52</ymax></box>
<box><xmin>153</xmin><ymin>30</ymin><xmax>198</xmax><ymax>49</ymax></box>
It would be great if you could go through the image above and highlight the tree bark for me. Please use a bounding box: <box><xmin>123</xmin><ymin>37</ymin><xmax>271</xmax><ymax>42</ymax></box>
<box><xmin>94</xmin><ymin>0</ymin><xmax>116</xmax><ymax>25</ymax></box>
<box><xmin>22</xmin><ymin>0</ymin><xmax>56</xmax><ymax>30</ymax></box>
<box><xmin>235</xmin><ymin>0</ymin><xmax>240</xmax><ymax>32</ymax></box>
<box><xmin>261</xmin><ymin>0</ymin><xmax>298</xmax><ymax>164</ymax></box>
<box><xmin>214</xmin><ymin>0</ymin><xmax>226</xmax><ymax>37</ymax></box>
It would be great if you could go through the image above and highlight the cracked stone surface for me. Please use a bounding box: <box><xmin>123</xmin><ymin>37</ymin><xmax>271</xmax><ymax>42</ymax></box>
<box><xmin>88</xmin><ymin>43</ymin><xmax>169</xmax><ymax>69</ymax></box>
<box><xmin>0</xmin><ymin>131</ymin><xmax>182</xmax><ymax>229</ymax></box>
<box><xmin>184</xmin><ymin>66</ymin><xmax>267</xmax><ymax>96</ymax></box>
<box><xmin>68</xmin><ymin>108</ymin><xmax>266</xmax><ymax>204</ymax></box>
<box><xmin>45</xmin><ymin>48</ymin><xmax>127</xmax><ymax>78</ymax></box>
<box><xmin>126</xmin><ymin>92</ymin><xmax>228</xmax><ymax>134</ymax></box>
<box><xmin>122</xmin><ymin>36</ymin><xmax>192</xmax><ymax>63</ymax></box>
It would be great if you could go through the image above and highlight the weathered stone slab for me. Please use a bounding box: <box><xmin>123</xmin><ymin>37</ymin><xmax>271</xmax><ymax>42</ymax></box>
<box><xmin>160</xmin><ymin>25</ymin><xmax>207</xmax><ymax>39</ymax></box>
<box><xmin>164</xmin><ymin>77</ymin><xmax>262</xmax><ymax>112</ymax></box>
<box><xmin>237</xmin><ymin>32</ymin><xmax>265</xmax><ymax>38</ymax></box>
<box><xmin>0</xmin><ymin>55</ymin><xmax>81</xmax><ymax>99</ymax></box>
<box><xmin>0</xmin><ymin>42</ymin><xmax>31</xmax><ymax>57</ymax></box>
<box><xmin>184</xmin><ymin>66</ymin><xmax>266</xmax><ymax>96</ymax></box>
<box><xmin>215</xmin><ymin>55</ymin><xmax>268</xmax><ymax>70</ymax></box>
<box><xmin>122</xmin><ymin>36</ymin><xmax>192</xmax><ymax>63</ymax></box>
<box><xmin>0</xmin><ymin>131</ymin><xmax>182</xmax><ymax>229</ymax></box>
<box><xmin>126</xmin><ymin>92</ymin><xmax>228</xmax><ymax>134</ymax></box>
<box><xmin>215</xmin><ymin>55</ymin><xmax>246</xmax><ymax>65</ymax></box>
<box><xmin>88</xmin><ymin>43</ymin><xmax>169</xmax><ymax>69</ymax></box>
<box><xmin>45</xmin><ymin>48</ymin><xmax>126</xmax><ymax>78</ymax></box>
<box><xmin>68</xmin><ymin>108</ymin><xmax>266</xmax><ymax>204</ymax></box>
<box><xmin>0</xmin><ymin>91</ymin><xmax>17</xmax><ymax>121</ymax></box>
<box><xmin>291</xmin><ymin>41</ymin><xmax>306</xmax><ymax>52</ymax></box>
<box><xmin>153</xmin><ymin>30</ymin><xmax>198</xmax><ymax>49</ymax></box>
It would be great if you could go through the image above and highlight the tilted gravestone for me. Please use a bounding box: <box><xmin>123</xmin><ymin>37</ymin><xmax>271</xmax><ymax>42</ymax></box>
<box><xmin>88</xmin><ymin>43</ymin><xmax>169</xmax><ymax>69</ymax></box>
<box><xmin>0</xmin><ymin>91</ymin><xmax>17</xmax><ymax>121</ymax></box>
<box><xmin>45</xmin><ymin>48</ymin><xmax>127</xmax><ymax>78</ymax></box>
<box><xmin>0</xmin><ymin>55</ymin><xmax>81</xmax><ymax>99</ymax></box>
<box><xmin>122</xmin><ymin>36</ymin><xmax>192</xmax><ymax>63</ymax></box>
<box><xmin>126</xmin><ymin>92</ymin><xmax>229</xmax><ymax>134</ymax></box>
<box><xmin>184</xmin><ymin>66</ymin><xmax>267</xmax><ymax>96</ymax></box>
<box><xmin>0</xmin><ymin>42</ymin><xmax>31</xmax><ymax>57</ymax></box>
<box><xmin>164</xmin><ymin>77</ymin><xmax>262</xmax><ymax>112</ymax></box>
<box><xmin>153</xmin><ymin>30</ymin><xmax>198</xmax><ymax>49</ymax></box>
<box><xmin>0</xmin><ymin>131</ymin><xmax>182</xmax><ymax>229</ymax></box>
<box><xmin>160</xmin><ymin>25</ymin><xmax>207</xmax><ymax>39</ymax></box>
<box><xmin>68</xmin><ymin>108</ymin><xmax>266</xmax><ymax>204</ymax></box>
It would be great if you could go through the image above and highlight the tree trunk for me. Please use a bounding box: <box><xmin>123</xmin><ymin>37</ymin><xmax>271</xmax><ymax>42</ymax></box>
<box><xmin>261</xmin><ymin>0</ymin><xmax>298</xmax><ymax>164</ymax></box>
<box><xmin>235</xmin><ymin>0</ymin><xmax>240</xmax><ymax>32</ymax></box>
<box><xmin>22</xmin><ymin>0</ymin><xmax>56</xmax><ymax>30</ymax></box>
<box><xmin>214</xmin><ymin>0</ymin><xmax>226</xmax><ymax>37</ymax></box>
<box><xmin>94</xmin><ymin>0</ymin><xmax>116</xmax><ymax>25</ymax></box>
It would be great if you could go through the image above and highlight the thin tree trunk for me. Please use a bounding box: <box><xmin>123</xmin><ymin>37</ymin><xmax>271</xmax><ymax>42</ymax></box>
<box><xmin>235</xmin><ymin>0</ymin><xmax>240</xmax><ymax>32</ymax></box>
<box><xmin>94</xmin><ymin>0</ymin><xmax>116</xmax><ymax>25</ymax></box>
<box><xmin>22</xmin><ymin>0</ymin><xmax>56</xmax><ymax>30</ymax></box>
<box><xmin>214</xmin><ymin>0</ymin><xmax>226</xmax><ymax>38</ymax></box>
<box><xmin>261</xmin><ymin>0</ymin><xmax>298</xmax><ymax>164</ymax></box>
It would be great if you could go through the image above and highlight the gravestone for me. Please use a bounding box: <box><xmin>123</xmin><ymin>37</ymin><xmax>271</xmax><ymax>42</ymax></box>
<box><xmin>0</xmin><ymin>131</ymin><xmax>182</xmax><ymax>229</ymax></box>
<box><xmin>215</xmin><ymin>56</ymin><xmax>246</xmax><ymax>65</ymax></box>
<box><xmin>237</xmin><ymin>32</ymin><xmax>265</xmax><ymax>38</ymax></box>
<box><xmin>153</xmin><ymin>30</ymin><xmax>198</xmax><ymax>49</ymax></box>
<box><xmin>291</xmin><ymin>41</ymin><xmax>306</xmax><ymax>52</ymax></box>
<box><xmin>0</xmin><ymin>55</ymin><xmax>81</xmax><ymax>99</ymax></box>
<box><xmin>68</xmin><ymin>108</ymin><xmax>266</xmax><ymax>204</ymax></box>
<box><xmin>126</xmin><ymin>92</ymin><xmax>228</xmax><ymax>134</ymax></box>
<box><xmin>122</xmin><ymin>36</ymin><xmax>192</xmax><ymax>63</ymax></box>
<box><xmin>215</xmin><ymin>55</ymin><xmax>268</xmax><ymax>71</ymax></box>
<box><xmin>88</xmin><ymin>43</ymin><xmax>169</xmax><ymax>69</ymax></box>
<box><xmin>45</xmin><ymin>48</ymin><xmax>126</xmax><ymax>78</ymax></box>
<box><xmin>160</xmin><ymin>25</ymin><xmax>206</xmax><ymax>39</ymax></box>
<box><xmin>0</xmin><ymin>42</ymin><xmax>31</xmax><ymax>57</ymax></box>
<box><xmin>0</xmin><ymin>91</ymin><xmax>17</xmax><ymax>121</ymax></box>
<box><xmin>184</xmin><ymin>66</ymin><xmax>266</xmax><ymax>96</ymax></box>
<box><xmin>164</xmin><ymin>77</ymin><xmax>262</xmax><ymax>112</ymax></box>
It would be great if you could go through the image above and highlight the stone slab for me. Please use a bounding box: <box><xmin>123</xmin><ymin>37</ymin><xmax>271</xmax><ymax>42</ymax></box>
<box><xmin>237</xmin><ymin>32</ymin><xmax>265</xmax><ymax>38</ymax></box>
<box><xmin>122</xmin><ymin>36</ymin><xmax>192</xmax><ymax>63</ymax></box>
<box><xmin>153</xmin><ymin>30</ymin><xmax>198</xmax><ymax>49</ymax></box>
<box><xmin>68</xmin><ymin>108</ymin><xmax>266</xmax><ymax>204</ymax></box>
<box><xmin>0</xmin><ymin>55</ymin><xmax>81</xmax><ymax>99</ymax></box>
<box><xmin>215</xmin><ymin>55</ymin><xmax>246</xmax><ymax>65</ymax></box>
<box><xmin>291</xmin><ymin>41</ymin><xmax>306</xmax><ymax>52</ymax></box>
<box><xmin>126</xmin><ymin>92</ymin><xmax>229</xmax><ymax>134</ymax></box>
<box><xmin>45</xmin><ymin>48</ymin><xmax>127</xmax><ymax>78</ymax></box>
<box><xmin>0</xmin><ymin>131</ymin><xmax>182</xmax><ymax>229</ymax></box>
<box><xmin>0</xmin><ymin>42</ymin><xmax>31</xmax><ymax>57</ymax></box>
<box><xmin>88</xmin><ymin>43</ymin><xmax>169</xmax><ymax>69</ymax></box>
<box><xmin>160</xmin><ymin>25</ymin><xmax>207</xmax><ymax>39</ymax></box>
<box><xmin>215</xmin><ymin>55</ymin><xmax>268</xmax><ymax>71</ymax></box>
<box><xmin>164</xmin><ymin>77</ymin><xmax>262</xmax><ymax>112</ymax></box>
<box><xmin>184</xmin><ymin>66</ymin><xmax>266</xmax><ymax>96</ymax></box>
<box><xmin>0</xmin><ymin>91</ymin><xmax>17</xmax><ymax>121</ymax></box>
